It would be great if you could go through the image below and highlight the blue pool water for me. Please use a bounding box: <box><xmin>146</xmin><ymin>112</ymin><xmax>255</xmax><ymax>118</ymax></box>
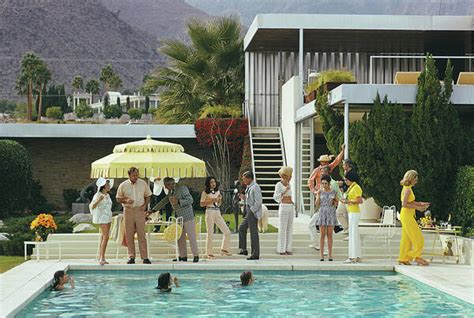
<box><xmin>19</xmin><ymin>270</ymin><xmax>473</xmax><ymax>317</ymax></box>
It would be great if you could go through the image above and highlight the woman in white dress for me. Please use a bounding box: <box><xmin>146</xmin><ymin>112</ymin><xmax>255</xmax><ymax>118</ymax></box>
<box><xmin>273</xmin><ymin>166</ymin><xmax>295</xmax><ymax>255</ymax></box>
<box><xmin>90</xmin><ymin>178</ymin><xmax>113</xmax><ymax>265</ymax></box>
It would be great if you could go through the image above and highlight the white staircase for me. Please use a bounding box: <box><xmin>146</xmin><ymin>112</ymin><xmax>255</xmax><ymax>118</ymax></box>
<box><xmin>251</xmin><ymin>127</ymin><xmax>286</xmax><ymax>213</ymax></box>
<box><xmin>300</xmin><ymin>126</ymin><xmax>313</xmax><ymax>215</ymax></box>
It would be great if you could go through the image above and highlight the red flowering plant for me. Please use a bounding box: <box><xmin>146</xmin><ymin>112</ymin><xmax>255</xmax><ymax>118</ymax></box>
<box><xmin>195</xmin><ymin>118</ymin><xmax>248</xmax><ymax>164</ymax></box>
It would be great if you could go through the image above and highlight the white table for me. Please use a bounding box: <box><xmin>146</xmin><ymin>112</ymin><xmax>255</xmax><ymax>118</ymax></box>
<box><xmin>24</xmin><ymin>241</ymin><xmax>62</xmax><ymax>261</ymax></box>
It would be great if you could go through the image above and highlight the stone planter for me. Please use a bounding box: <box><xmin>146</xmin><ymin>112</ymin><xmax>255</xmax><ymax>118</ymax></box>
<box><xmin>359</xmin><ymin>197</ymin><xmax>382</xmax><ymax>223</ymax></box>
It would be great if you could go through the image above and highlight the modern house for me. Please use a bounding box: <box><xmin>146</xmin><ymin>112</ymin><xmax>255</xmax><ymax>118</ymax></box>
<box><xmin>72</xmin><ymin>91</ymin><xmax>160</xmax><ymax>113</ymax></box>
<box><xmin>243</xmin><ymin>14</ymin><xmax>474</xmax><ymax>218</ymax></box>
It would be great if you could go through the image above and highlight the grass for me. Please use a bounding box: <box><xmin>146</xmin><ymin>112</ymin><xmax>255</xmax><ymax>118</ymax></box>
<box><xmin>0</xmin><ymin>256</ymin><xmax>25</xmax><ymax>273</ymax></box>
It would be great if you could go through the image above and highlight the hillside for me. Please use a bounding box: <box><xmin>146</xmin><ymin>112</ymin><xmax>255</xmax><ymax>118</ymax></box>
<box><xmin>0</xmin><ymin>0</ymin><xmax>164</xmax><ymax>99</ymax></box>
<box><xmin>100</xmin><ymin>0</ymin><xmax>210</xmax><ymax>41</ymax></box>
<box><xmin>185</xmin><ymin>0</ymin><xmax>474</xmax><ymax>26</ymax></box>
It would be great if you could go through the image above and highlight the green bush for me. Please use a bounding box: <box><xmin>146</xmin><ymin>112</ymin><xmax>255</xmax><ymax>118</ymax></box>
<box><xmin>0</xmin><ymin>214</ymin><xmax>74</xmax><ymax>256</ymax></box>
<box><xmin>199</xmin><ymin>105</ymin><xmax>242</xmax><ymax>119</ymax></box>
<box><xmin>103</xmin><ymin>104</ymin><xmax>122</xmax><ymax>119</ymax></box>
<box><xmin>63</xmin><ymin>188</ymin><xmax>80</xmax><ymax>209</ymax></box>
<box><xmin>305</xmin><ymin>69</ymin><xmax>355</xmax><ymax>94</ymax></box>
<box><xmin>451</xmin><ymin>166</ymin><xmax>474</xmax><ymax>236</ymax></box>
<box><xmin>14</xmin><ymin>102</ymin><xmax>37</xmax><ymax>120</ymax></box>
<box><xmin>0</xmin><ymin>100</ymin><xmax>16</xmax><ymax>113</ymax></box>
<box><xmin>75</xmin><ymin>101</ymin><xmax>93</xmax><ymax>119</ymax></box>
<box><xmin>45</xmin><ymin>106</ymin><xmax>63</xmax><ymax>119</ymax></box>
<box><xmin>0</xmin><ymin>140</ymin><xmax>32</xmax><ymax>218</ymax></box>
<box><xmin>149</xmin><ymin>107</ymin><xmax>160</xmax><ymax>119</ymax></box>
<box><xmin>128</xmin><ymin>108</ymin><xmax>143</xmax><ymax>120</ymax></box>
<box><xmin>28</xmin><ymin>180</ymin><xmax>55</xmax><ymax>214</ymax></box>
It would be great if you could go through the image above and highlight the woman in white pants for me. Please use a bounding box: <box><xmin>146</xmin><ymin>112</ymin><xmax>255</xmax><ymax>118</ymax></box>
<box><xmin>273</xmin><ymin>166</ymin><xmax>295</xmax><ymax>255</ymax></box>
<box><xmin>340</xmin><ymin>170</ymin><xmax>363</xmax><ymax>263</ymax></box>
<box><xmin>200</xmin><ymin>177</ymin><xmax>232</xmax><ymax>259</ymax></box>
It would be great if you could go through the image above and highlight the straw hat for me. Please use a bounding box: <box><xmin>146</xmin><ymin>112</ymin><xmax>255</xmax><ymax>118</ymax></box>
<box><xmin>278</xmin><ymin>166</ymin><xmax>293</xmax><ymax>177</ymax></box>
<box><xmin>317</xmin><ymin>154</ymin><xmax>334</xmax><ymax>162</ymax></box>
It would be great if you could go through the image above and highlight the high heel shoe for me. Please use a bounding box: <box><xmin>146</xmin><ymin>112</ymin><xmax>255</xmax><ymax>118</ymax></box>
<box><xmin>398</xmin><ymin>261</ymin><xmax>411</xmax><ymax>265</ymax></box>
<box><xmin>220</xmin><ymin>250</ymin><xmax>232</xmax><ymax>256</ymax></box>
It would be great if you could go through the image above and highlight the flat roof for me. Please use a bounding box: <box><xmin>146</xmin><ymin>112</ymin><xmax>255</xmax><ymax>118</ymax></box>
<box><xmin>295</xmin><ymin>84</ymin><xmax>474</xmax><ymax>122</ymax></box>
<box><xmin>244</xmin><ymin>14</ymin><xmax>474</xmax><ymax>52</ymax></box>
<box><xmin>0</xmin><ymin>124</ymin><xmax>196</xmax><ymax>138</ymax></box>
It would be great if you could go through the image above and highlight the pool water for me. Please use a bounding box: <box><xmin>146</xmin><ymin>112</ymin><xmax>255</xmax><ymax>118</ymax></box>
<box><xmin>19</xmin><ymin>270</ymin><xmax>473</xmax><ymax>317</ymax></box>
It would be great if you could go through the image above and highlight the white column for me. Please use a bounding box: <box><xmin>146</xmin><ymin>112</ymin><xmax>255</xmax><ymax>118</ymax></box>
<box><xmin>244</xmin><ymin>52</ymin><xmax>249</xmax><ymax>117</ymax></box>
<box><xmin>344</xmin><ymin>102</ymin><xmax>349</xmax><ymax>159</ymax></box>
<box><xmin>299</xmin><ymin>28</ymin><xmax>304</xmax><ymax>85</ymax></box>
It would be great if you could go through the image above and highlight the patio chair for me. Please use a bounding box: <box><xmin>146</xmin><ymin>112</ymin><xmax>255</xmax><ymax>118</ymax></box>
<box><xmin>363</xmin><ymin>205</ymin><xmax>397</xmax><ymax>260</ymax></box>
<box><xmin>456</xmin><ymin>72</ymin><xmax>474</xmax><ymax>85</ymax></box>
<box><xmin>394</xmin><ymin>71</ymin><xmax>421</xmax><ymax>84</ymax></box>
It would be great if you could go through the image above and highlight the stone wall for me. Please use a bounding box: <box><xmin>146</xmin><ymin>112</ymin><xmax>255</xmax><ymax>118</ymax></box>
<box><xmin>12</xmin><ymin>138</ymin><xmax>215</xmax><ymax>210</ymax></box>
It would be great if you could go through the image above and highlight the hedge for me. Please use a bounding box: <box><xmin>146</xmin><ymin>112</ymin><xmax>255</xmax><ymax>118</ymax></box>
<box><xmin>451</xmin><ymin>166</ymin><xmax>474</xmax><ymax>236</ymax></box>
<box><xmin>0</xmin><ymin>140</ymin><xmax>33</xmax><ymax>218</ymax></box>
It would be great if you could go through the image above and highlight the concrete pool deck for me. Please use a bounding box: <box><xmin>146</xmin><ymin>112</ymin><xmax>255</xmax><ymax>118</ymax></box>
<box><xmin>1</xmin><ymin>258</ymin><xmax>472</xmax><ymax>317</ymax></box>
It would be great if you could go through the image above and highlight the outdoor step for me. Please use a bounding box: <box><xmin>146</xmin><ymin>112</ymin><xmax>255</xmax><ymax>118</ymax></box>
<box><xmin>254</xmin><ymin>154</ymin><xmax>283</xmax><ymax>157</ymax></box>
<box><xmin>252</xmin><ymin>142</ymin><xmax>281</xmax><ymax>146</ymax></box>
<box><xmin>254</xmin><ymin>160</ymin><xmax>283</xmax><ymax>162</ymax></box>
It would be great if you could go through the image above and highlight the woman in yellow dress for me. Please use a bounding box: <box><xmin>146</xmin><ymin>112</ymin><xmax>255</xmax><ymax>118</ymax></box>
<box><xmin>398</xmin><ymin>170</ymin><xmax>430</xmax><ymax>266</ymax></box>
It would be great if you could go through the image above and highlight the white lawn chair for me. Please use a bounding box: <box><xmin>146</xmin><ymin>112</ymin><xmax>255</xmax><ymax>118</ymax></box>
<box><xmin>363</xmin><ymin>205</ymin><xmax>397</xmax><ymax>260</ymax></box>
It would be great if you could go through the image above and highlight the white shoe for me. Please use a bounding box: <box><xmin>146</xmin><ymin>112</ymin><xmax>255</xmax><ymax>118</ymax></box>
<box><xmin>343</xmin><ymin>236</ymin><xmax>349</xmax><ymax>241</ymax></box>
<box><xmin>309</xmin><ymin>244</ymin><xmax>320</xmax><ymax>250</ymax></box>
<box><xmin>343</xmin><ymin>258</ymin><xmax>356</xmax><ymax>264</ymax></box>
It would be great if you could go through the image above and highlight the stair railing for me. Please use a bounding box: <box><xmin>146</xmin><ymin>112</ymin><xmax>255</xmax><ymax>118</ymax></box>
<box><xmin>244</xmin><ymin>101</ymin><xmax>256</xmax><ymax>180</ymax></box>
<box><xmin>278</xmin><ymin>127</ymin><xmax>287</xmax><ymax>166</ymax></box>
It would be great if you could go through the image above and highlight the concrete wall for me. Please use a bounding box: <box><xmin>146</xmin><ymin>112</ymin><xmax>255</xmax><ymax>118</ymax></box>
<box><xmin>11</xmin><ymin>138</ymin><xmax>213</xmax><ymax>210</ymax></box>
<box><xmin>281</xmin><ymin>75</ymin><xmax>302</xmax><ymax>203</ymax></box>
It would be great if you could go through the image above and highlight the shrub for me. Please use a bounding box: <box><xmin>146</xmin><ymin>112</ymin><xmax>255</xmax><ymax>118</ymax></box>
<box><xmin>149</xmin><ymin>107</ymin><xmax>160</xmax><ymax>119</ymax></box>
<box><xmin>45</xmin><ymin>106</ymin><xmax>63</xmax><ymax>119</ymax></box>
<box><xmin>75</xmin><ymin>101</ymin><xmax>93</xmax><ymax>119</ymax></box>
<box><xmin>128</xmin><ymin>108</ymin><xmax>143</xmax><ymax>120</ymax></box>
<box><xmin>103</xmin><ymin>104</ymin><xmax>122</xmax><ymax>119</ymax></box>
<box><xmin>0</xmin><ymin>140</ymin><xmax>32</xmax><ymax>218</ymax></box>
<box><xmin>63</xmin><ymin>188</ymin><xmax>80</xmax><ymax>209</ymax></box>
<box><xmin>451</xmin><ymin>166</ymin><xmax>474</xmax><ymax>236</ymax></box>
<box><xmin>199</xmin><ymin>105</ymin><xmax>242</xmax><ymax>119</ymax></box>
<box><xmin>28</xmin><ymin>180</ymin><xmax>55</xmax><ymax>214</ymax></box>
<box><xmin>0</xmin><ymin>214</ymin><xmax>74</xmax><ymax>256</ymax></box>
<box><xmin>14</xmin><ymin>102</ymin><xmax>37</xmax><ymax>120</ymax></box>
<box><xmin>0</xmin><ymin>100</ymin><xmax>16</xmax><ymax>113</ymax></box>
<box><xmin>305</xmin><ymin>69</ymin><xmax>355</xmax><ymax>94</ymax></box>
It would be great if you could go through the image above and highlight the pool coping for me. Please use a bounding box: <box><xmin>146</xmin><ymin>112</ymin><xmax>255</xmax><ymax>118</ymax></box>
<box><xmin>1</xmin><ymin>259</ymin><xmax>472</xmax><ymax>317</ymax></box>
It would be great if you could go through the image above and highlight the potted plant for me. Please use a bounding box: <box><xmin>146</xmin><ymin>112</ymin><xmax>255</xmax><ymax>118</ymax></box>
<box><xmin>304</xmin><ymin>70</ymin><xmax>356</xmax><ymax>103</ymax></box>
<box><xmin>30</xmin><ymin>213</ymin><xmax>58</xmax><ymax>241</ymax></box>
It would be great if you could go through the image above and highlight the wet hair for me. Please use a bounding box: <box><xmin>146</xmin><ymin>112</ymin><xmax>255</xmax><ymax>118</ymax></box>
<box><xmin>320</xmin><ymin>174</ymin><xmax>331</xmax><ymax>184</ymax></box>
<box><xmin>345</xmin><ymin>170</ymin><xmax>359</xmax><ymax>183</ymax></box>
<box><xmin>240</xmin><ymin>271</ymin><xmax>253</xmax><ymax>286</ymax></box>
<box><xmin>128</xmin><ymin>167</ymin><xmax>139</xmax><ymax>175</ymax></box>
<box><xmin>242</xmin><ymin>171</ymin><xmax>254</xmax><ymax>180</ymax></box>
<box><xmin>52</xmin><ymin>270</ymin><xmax>65</xmax><ymax>290</ymax></box>
<box><xmin>205</xmin><ymin>176</ymin><xmax>219</xmax><ymax>194</ymax></box>
<box><xmin>157</xmin><ymin>272</ymin><xmax>171</xmax><ymax>290</ymax></box>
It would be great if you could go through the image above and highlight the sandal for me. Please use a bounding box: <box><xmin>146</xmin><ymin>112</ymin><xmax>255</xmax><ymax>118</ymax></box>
<box><xmin>220</xmin><ymin>250</ymin><xmax>232</xmax><ymax>256</ymax></box>
<box><xmin>328</xmin><ymin>258</ymin><xmax>333</xmax><ymax>261</ymax></box>
<box><xmin>279</xmin><ymin>252</ymin><xmax>287</xmax><ymax>255</ymax></box>
<box><xmin>398</xmin><ymin>261</ymin><xmax>411</xmax><ymax>265</ymax></box>
<box><xmin>415</xmin><ymin>257</ymin><xmax>429</xmax><ymax>266</ymax></box>
<box><xmin>207</xmin><ymin>254</ymin><xmax>215</xmax><ymax>259</ymax></box>
<box><xmin>99</xmin><ymin>259</ymin><xmax>108</xmax><ymax>266</ymax></box>
<box><xmin>320</xmin><ymin>258</ymin><xmax>324</xmax><ymax>261</ymax></box>
<box><xmin>285</xmin><ymin>252</ymin><xmax>293</xmax><ymax>255</ymax></box>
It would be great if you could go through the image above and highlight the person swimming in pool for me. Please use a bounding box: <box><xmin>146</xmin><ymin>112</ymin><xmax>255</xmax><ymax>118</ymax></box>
<box><xmin>240</xmin><ymin>271</ymin><xmax>255</xmax><ymax>287</ymax></box>
<box><xmin>52</xmin><ymin>270</ymin><xmax>75</xmax><ymax>291</ymax></box>
<box><xmin>156</xmin><ymin>273</ymin><xmax>180</xmax><ymax>292</ymax></box>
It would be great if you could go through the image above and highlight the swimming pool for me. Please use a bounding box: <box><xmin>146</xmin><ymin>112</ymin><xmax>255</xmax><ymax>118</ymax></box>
<box><xmin>18</xmin><ymin>270</ymin><xmax>473</xmax><ymax>317</ymax></box>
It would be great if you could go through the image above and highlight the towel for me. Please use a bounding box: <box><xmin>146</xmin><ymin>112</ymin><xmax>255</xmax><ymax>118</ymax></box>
<box><xmin>110</xmin><ymin>214</ymin><xmax>127</xmax><ymax>247</ymax></box>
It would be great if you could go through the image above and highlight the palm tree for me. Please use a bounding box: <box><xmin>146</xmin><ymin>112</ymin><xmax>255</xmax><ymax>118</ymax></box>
<box><xmin>100</xmin><ymin>64</ymin><xmax>122</xmax><ymax>92</ymax></box>
<box><xmin>85</xmin><ymin>79</ymin><xmax>100</xmax><ymax>103</ymax></box>
<box><xmin>35</xmin><ymin>63</ymin><xmax>52</xmax><ymax>120</ymax></box>
<box><xmin>16</xmin><ymin>52</ymin><xmax>44</xmax><ymax>121</ymax></box>
<box><xmin>144</xmin><ymin>16</ymin><xmax>244</xmax><ymax>124</ymax></box>
<box><xmin>71</xmin><ymin>75</ymin><xmax>84</xmax><ymax>93</ymax></box>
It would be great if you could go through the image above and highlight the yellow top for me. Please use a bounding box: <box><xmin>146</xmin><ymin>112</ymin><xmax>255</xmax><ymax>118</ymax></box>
<box><xmin>346</xmin><ymin>182</ymin><xmax>362</xmax><ymax>213</ymax></box>
<box><xmin>400</xmin><ymin>185</ymin><xmax>415</xmax><ymax>214</ymax></box>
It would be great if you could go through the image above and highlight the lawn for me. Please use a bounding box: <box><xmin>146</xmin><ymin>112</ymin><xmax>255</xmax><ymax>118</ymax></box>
<box><xmin>0</xmin><ymin>256</ymin><xmax>25</xmax><ymax>273</ymax></box>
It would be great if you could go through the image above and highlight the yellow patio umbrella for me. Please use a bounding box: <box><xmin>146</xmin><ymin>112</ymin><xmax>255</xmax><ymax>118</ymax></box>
<box><xmin>90</xmin><ymin>136</ymin><xmax>206</xmax><ymax>179</ymax></box>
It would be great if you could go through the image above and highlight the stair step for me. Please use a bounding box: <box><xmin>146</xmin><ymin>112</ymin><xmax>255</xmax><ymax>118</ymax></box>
<box><xmin>252</xmin><ymin>137</ymin><xmax>280</xmax><ymax>140</ymax></box>
<box><xmin>253</xmin><ymin>142</ymin><xmax>280</xmax><ymax>146</ymax></box>
<box><xmin>256</xmin><ymin>166</ymin><xmax>283</xmax><ymax>169</ymax></box>
<box><xmin>254</xmin><ymin>154</ymin><xmax>283</xmax><ymax>157</ymax></box>
<box><xmin>254</xmin><ymin>160</ymin><xmax>283</xmax><ymax>162</ymax></box>
<box><xmin>253</xmin><ymin>148</ymin><xmax>282</xmax><ymax>151</ymax></box>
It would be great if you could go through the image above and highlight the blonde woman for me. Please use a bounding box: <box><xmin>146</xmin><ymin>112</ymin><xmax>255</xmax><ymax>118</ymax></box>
<box><xmin>273</xmin><ymin>166</ymin><xmax>295</xmax><ymax>255</ymax></box>
<box><xmin>340</xmin><ymin>171</ymin><xmax>363</xmax><ymax>263</ymax></box>
<box><xmin>399</xmin><ymin>170</ymin><xmax>430</xmax><ymax>266</ymax></box>
<box><xmin>200</xmin><ymin>176</ymin><xmax>232</xmax><ymax>259</ymax></box>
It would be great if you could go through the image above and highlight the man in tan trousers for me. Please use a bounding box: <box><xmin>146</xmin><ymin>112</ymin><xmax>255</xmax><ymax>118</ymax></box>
<box><xmin>116</xmin><ymin>167</ymin><xmax>152</xmax><ymax>264</ymax></box>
